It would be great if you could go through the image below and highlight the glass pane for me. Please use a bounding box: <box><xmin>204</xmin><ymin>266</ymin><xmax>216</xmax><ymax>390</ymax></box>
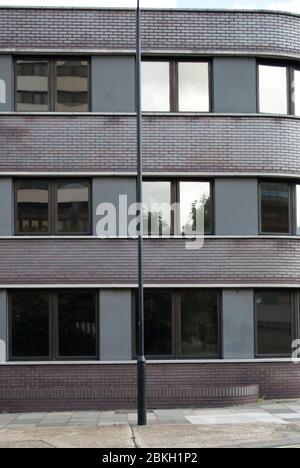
<box><xmin>297</xmin><ymin>185</ymin><xmax>300</xmax><ymax>235</ymax></box>
<box><xmin>256</xmin><ymin>291</ymin><xmax>292</xmax><ymax>356</ymax></box>
<box><xmin>16</xmin><ymin>179</ymin><xmax>49</xmax><ymax>234</ymax></box>
<box><xmin>259</xmin><ymin>65</ymin><xmax>288</xmax><ymax>114</ymax></box>
<box><xmin>143</xmin><ymin>181</ymin><xmax>171</xmax><ymax>236</ymax></box>
<box><xmin>294</xmin><ymin>70</ymin><xmax>300</xmax><ymax>116</ymax></box>
<box><xmin>57</xmin><ymin>180</ymin><xmax>89</xmax><ymax>234</ymax></box>
<box><xmin>16</xmin><ymin>60</ymin><xmax>48</xmax><ymax>111</ymax></box>
<box><xmin>181</xmin><ymin>290</ymin><xmax>219</xmax><ymax>357</ymax></box>
<box><xmin>55</xmin><ymin>60</ymin><xmax>89</xmax><ymax>112</ymax></box>
<box><xmin>178</xmin><ymin>62</ymin><xmax>209</xmax><ymax>112</ymax></box>
<box><xmin>180</xmin><ymin>182</ymin><xmax>212</xmax><ymax>235</ymax></box>
<box><xmin>141</xmin><ymin>290</ymin><xmax>173</xmax><ymax>356</ymax></box>
<box><xmin>141</xmin><ymin>61</ymin><xmax>170</xmax><ymax>111</ymax></box>
<box><xmin>261</xmin><ymin>182</ymin><xmax>290</xmax><ymax>234</ymax></box>
<box><xmin>11</xmin><ymin>291</ymin><xmax>49</xmax><ymax>358</ymax></box>
<box><xmin>58</xmin><ymin>292</ymin><xmax>97</xmax><ymax>357</ymax></box>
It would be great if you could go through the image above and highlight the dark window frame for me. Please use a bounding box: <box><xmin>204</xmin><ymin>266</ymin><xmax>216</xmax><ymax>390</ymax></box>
<box><xmin>257</xmin><ymin>59</ymin><xmax>300</xmax><ymax>115</ymax></box>
<box><xmin>142</xmin><ymin>57</ymin><xmax>212</xmax><ymax>113</ymax></box>
<box><xmin>14</xmin><ymin>178</ymin><xmax>92</xmax><ymax>236</ymax></box>
<box><xmin>143</xmin><ymin>178</ymin><xmax>214</xmax><ymax>236</ymax></box>
<box><xmin>254</xmin><ymin>289</ymin><xmax>298</xmax><ymax>359</ymax></box>
<box><xmin>132</xmin><ymin>289</ymin><xmax>221</xmax><ymax>360</ymax></box>
<box><xmin>258</xmin><ymin>180</ymin><xmax>296</xmax><ymax>236</ymax></box>
<box><xmin>8</xmin><ymin>290</ymin><xmax>99</xmax><ymax>362</ymax></box>
<box><xmin>15</xmin><ymin>56</ymin><xmax>91</xmax><ymax>112</ymax></box>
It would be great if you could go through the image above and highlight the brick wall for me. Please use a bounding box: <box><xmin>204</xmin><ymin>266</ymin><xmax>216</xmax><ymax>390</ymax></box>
<box><xmin>0</xmin><ymin>362</ymin><xmax>298</xmax><ymax>412</ymax></box>
<box><xmin>0</xmin><ymin>238</ymin><xmax>299</xmax><ymax>286</ymax></box>
<box><xmin>0</xmin><ymin>115</ymin><xmax>299</xmax><ymax>175</ymax></box>
<box><xmin>0</xmin><ymin>9</ymin><xmax>300</xmax><ymax>57</ymax></box>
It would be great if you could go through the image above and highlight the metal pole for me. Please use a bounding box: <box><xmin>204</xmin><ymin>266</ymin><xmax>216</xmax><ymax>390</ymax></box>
<box><xmin>136</xmin><ymin>0</ymin><xmax>147</xmax><ymax>426</ymax></box>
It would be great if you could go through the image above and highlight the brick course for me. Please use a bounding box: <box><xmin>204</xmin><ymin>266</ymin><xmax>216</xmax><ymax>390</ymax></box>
<box><xmin>0</xmin><ymin>8</ymin><xmax>300</xmax><ymax>57</ymax></box>
<box><xmin>0</xmin><ymin>115</ymin><xmax>299</xmax><ymax>175</ymax></box>
<box><xmin>0</xmin><ymin>238</ymin><xmax>299</xmax><ymax>286</ymax></box>
<box><xmin>0</xmin><ymin>363</ymin><xmax>298</xmax><ymax>412</ymax></box>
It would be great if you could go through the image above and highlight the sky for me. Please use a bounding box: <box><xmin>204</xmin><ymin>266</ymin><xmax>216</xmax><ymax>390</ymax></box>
<box><xmin>0</xmin><ymin>0</ymin><xmax>299</xmax><ymax>14</ymax></box>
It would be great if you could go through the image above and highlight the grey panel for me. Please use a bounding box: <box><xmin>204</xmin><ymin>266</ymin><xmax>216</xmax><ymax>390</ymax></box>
<box><xmin>93</xmin><ymin>177</ymin><xmax>136</xmax><ymax>236</ymax></box>
<box><xmin>92</xmin><ymin>56</ymin><xmax>135</xmax><ymax>112</ymax></box>
<box><xmin>222</xmin><ymin>289</ymin><xmax>255</xmax><ymax>360</ymax></box>
<box><xmin>0</xmin><ymin>55</ymin><xmax>13</xmax><ymax>112</ymax></box>
<box><xmin>213</xmin><ymin>58</ymin><xmax>257</xmax><ymax>113</ymax></box>
<box><xmin>215</xmin><ymin>178</ymin><xmax>258</xmax><ymax>235</ymax></box>
<box><xmin>0</xmin><ymin>178</ymin><xmax>13</xmax><ymax>236</ymax></box>
<box><xmin>100</xmin><ymin>290</ymin><xmax>132</xmax><ymax>361</ymax></box>
<box><xmin>0</xmin><ymin>290</ymin><xmax>7</xmax><ymax>363</ymax></box>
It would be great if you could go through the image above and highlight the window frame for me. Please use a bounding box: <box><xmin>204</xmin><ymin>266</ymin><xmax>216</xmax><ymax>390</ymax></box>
<box><xmin>15</xmin><ymin>56</ymin><xmax>91</xmax><ymax>112</ymax></box>
<box><xmin>254</xmin><ymin>289</ymin><xmax>298</xmax><ymax>359</ymax></box>
<box><xmin>257</xmin><ymin>59</ymin><xmax>300</xmax><ymax>116</ymax></box>
<box><xmin>8</xmin><ymin>290</ymin><xmax>99</xmax><ymax>362</ymax></box>
<box><xmin>132</xmin><ymin>289</ymin><xmax>221</xmax><ymax>360</ymax></box>
<box><xmin>14</xmin><ymin>178</ymin><xmax>92</xmax><ymax>236</ymax></box>
<box><xmin>143</xmin><ymin>178</ymin><xmax>214</xmax><ymax>236</ymax></box>
<box><xmin>142</xmin><ymin>57</ymin><xmax>212</xmax><ymax>113</ymax></box>
<box><xmin>258</xmin><ymin>180</ymin><xmax>296</xmax><ymax>236</ymax></box>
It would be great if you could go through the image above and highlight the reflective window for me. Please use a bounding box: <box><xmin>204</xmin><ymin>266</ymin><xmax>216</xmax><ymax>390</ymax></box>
<box><xmin>143</xmin><ymin>181</ymin><xmax>171</xmax><ymax>235</ymax></box>
<box><xmin>260</xmin><ymin>182</ymin><xmax>290</xmax><ymax>234</ymax></box>
<box><xmin>141</xmin><ymin>61</ymin><xmax>170</xmax><ymax>112</ymax></box>
<box><xmin>16</xmin><ymin>57</ymin><xmax>89</xmax><ymax>112</ymax></box>
<box><xmin>256</xmin><ymin>291</ymin><xmax>292</xmax><ymax>356</ymax></box>
<box><xmin>297</xmin><ymin>185</ymin><xmax>300</xmax><ymax>235</ymax></box>
<box><xmin>57</xmin><ymin>180</ymin><xmax>89</xmax><ymax>234</ymax></box>
<box><xmin>259</xmin><ymin>65</ymin><xmax>288</xmax><ymax>114</ymax></box>
<box><xmin>180</xmin><ymin>181</ymin><xmax>212</xmax><ymax>235</ymax></box>
<box><xmin>55</xmin><ymin>60</ymin><xmax>89</xmax><ymax>112</ymax></box>
<box><xmin>10</xmin><ymin>291</ymin><xmax>97</xmax><ymax>361</ymax></box>
<box><xmin>15</xmin><ymin>179</ymin><xmax>91</xmax><ymax>235</ymax></box>
<box><xmin>142</xmin><ymin>290</ymin><xmax>173</xmax><ymax>357</ymax></box>
<box><xmin>16</xmin><ymin>179</ymin><xmax>49</xmax><ymax>234</ymax></box>
<box><xmin>180</xmin><ymin>290</ymin><xmax>219</xmax><ymax>358</ymax></box>
<box><xmin>136</xmin><ymin>290</ymin><xmax>220</xmax><ymax>359</ymax></box>
<box><xmin>16</xmin><ymin>60</ymin><xmax>49</xmax><ymax>112</ymax></box>
<box><xmin>58</xmin><ymin>292</ymin><xmax>97</xmax><ymax>358</ymax></box>
<box><xmin>294</xmin><ymin>70</ymin><xmax>300</xmax><ymax>116</ymax></box>
<box><xmin>178</xmin><ymin>62</ymin><xmax>209</xmax><ymax>112</ymax></box>
<box><xmin>10</xmin><ymin>291</ymin><xmax>49</xmax><ymax>359</ymax></box>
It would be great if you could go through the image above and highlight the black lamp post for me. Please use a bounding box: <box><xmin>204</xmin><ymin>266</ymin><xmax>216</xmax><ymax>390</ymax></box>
<box><xmin>135</xmin><ymin>0</ymin><xmax>147</xmax><ymax>427</ymax></box>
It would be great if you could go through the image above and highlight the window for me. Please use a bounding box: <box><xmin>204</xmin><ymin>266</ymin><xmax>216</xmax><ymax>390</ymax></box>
<box><xmin>142</xmin><ymin>59</ymin><xmax>210</xmax><ymax>112</ymax></box>
<box><xmin>259</xmin><ymin>64</ymin><xmax>288</xmax><ymax>114</ymax></box>
<box><xmin>16</xmin><ymin>58</ymin><xmax>89</xmax><ymax>112</ymax></box>
<box><xmin>10</xmin><ymin>291</ymin><xmax>50</xmax><ymax>359</ymax></box>
<box><xmin>178</xmin><ymin>62</ymin><xmax>210</xmax><ymax>112</ymax></box>
<box><xmin>294</xmin><ymin>69</ymin><xmax>300</xmax><ymax>116</ymax></box>
<box><xmin>135</xmin><ymin>289</ymin><xmax>220</xmax><ymax>359</ymax></box>
<box><xmin>15</xmin><ymin>178</ymin><xmax>91</xmax><ymax>235</ymax></box>
<box><xmin>143</xmin><ymin>181</ymin><xmax>172</xmax><ymax>236</ymax></box>
<box><xmin>180</xmin><ymin>290</ymin><xmax>219</xmax><ymax>358</ymax></box>
<box><xmin>297</xmin><ymin>185</ymin><xmax>300</xmax><ymax>235</ymax></box>
<box><xmin>256</xmin><ymin>291</ymin><xmax>293</xmax><ymax>357</ymax></box>
<box><xmin>143</xmin><ymin>179</ymin><xmax>213</xmax><ymax>236</ymax></box>
<box><xmin>260</xmin><ymin>182</ymin><xmax>291</xmax><ymax>234</ymax></box>
<box><xmin>9</xmin><ymin>291</ymin><xmax>98</xmax><ymax>360</ymax></box>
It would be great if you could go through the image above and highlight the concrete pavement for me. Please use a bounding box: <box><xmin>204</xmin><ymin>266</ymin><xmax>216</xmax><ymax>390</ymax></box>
<box><xmin>1</xmin><ymin>400</ymin><xmax>300</xmax><ymax>447</ymax></box>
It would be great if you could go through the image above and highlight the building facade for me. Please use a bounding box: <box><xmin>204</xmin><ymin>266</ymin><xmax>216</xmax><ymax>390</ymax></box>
<box><xmin>0</xmin><ymin>6</ymin><xmax>300</xmax><ymax>412</ymax></box>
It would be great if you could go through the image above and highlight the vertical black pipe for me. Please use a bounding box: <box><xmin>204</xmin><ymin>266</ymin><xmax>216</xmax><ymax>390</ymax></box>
<box><xmin>136</xmin><ymin>0</ymin><xmax>147</xmax><ymax>426</ymax></box>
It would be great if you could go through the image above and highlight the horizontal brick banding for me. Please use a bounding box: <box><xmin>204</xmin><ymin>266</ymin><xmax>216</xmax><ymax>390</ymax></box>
<box><xmin>0</xmin><ymin>9</ymin><xmax>300</xmax><ymax>57</ymax></box>
<box><xmin>0</xmin><ymin>238</ymin><xmax>299</xmax><ymax>286</ymax></box>
<box><xmin>0</xmin><ymin>363</ymin><xmax>297</xmax><ymax>413</ymax></box>
<box><xmin>0</xmin><ymin>115</ymin><xmax>299</xmax><ymax>175</ymax></box>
